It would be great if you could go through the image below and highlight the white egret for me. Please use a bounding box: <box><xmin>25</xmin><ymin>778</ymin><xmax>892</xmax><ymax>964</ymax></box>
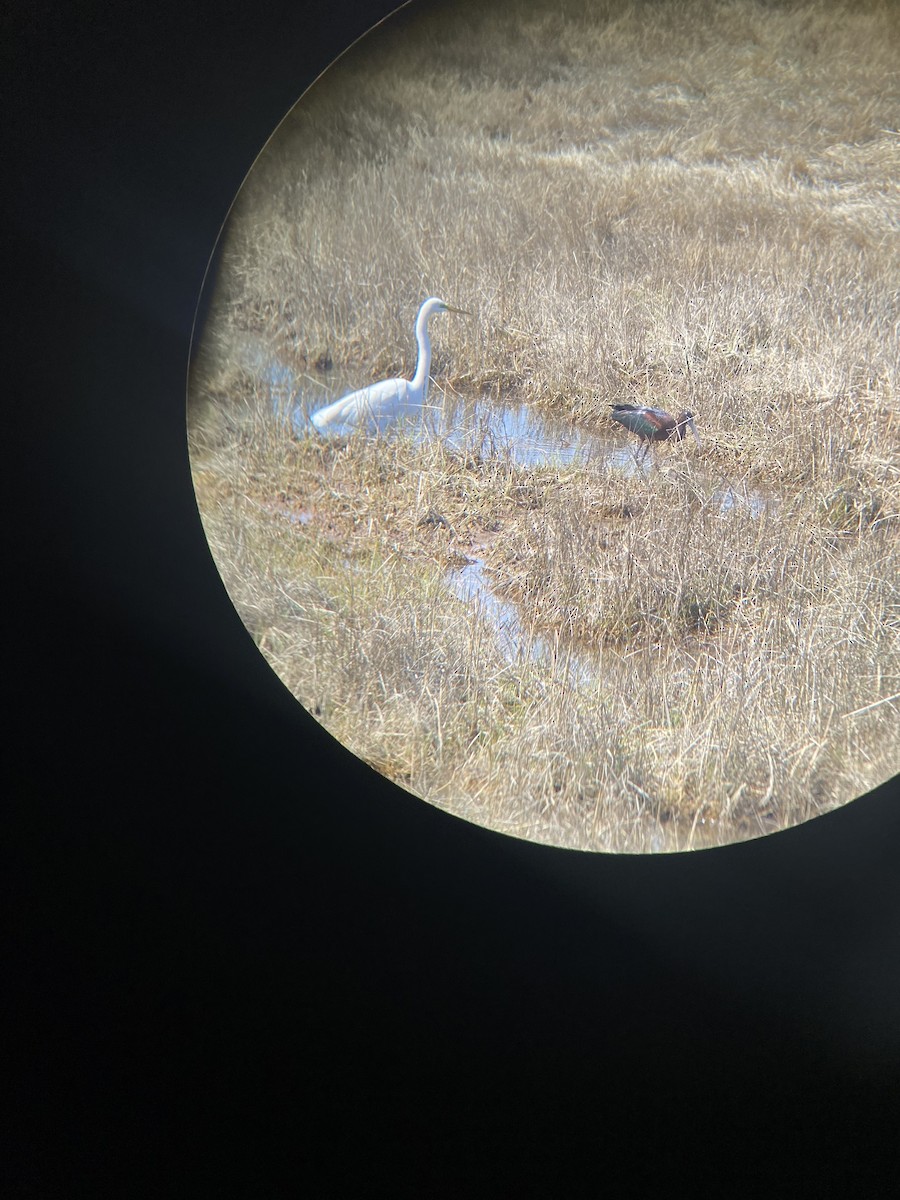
<box><xmin>309</xmin><ymin>296</ymin><xmax>468</xmax><ymax>436</ymax></box>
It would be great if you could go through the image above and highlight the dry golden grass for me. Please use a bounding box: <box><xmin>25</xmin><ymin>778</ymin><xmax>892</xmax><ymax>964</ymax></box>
<box><xmin>189</xmin><ymin>0</ymin><xmax>899</xmax><ymax>851</ymax></box>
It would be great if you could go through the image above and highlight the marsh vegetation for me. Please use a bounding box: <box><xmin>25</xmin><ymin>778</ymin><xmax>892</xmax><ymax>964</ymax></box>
<box><xmin>189</xmin><ymin>0</ymin><xmax>899</xmax><ymax>851</ymax></box>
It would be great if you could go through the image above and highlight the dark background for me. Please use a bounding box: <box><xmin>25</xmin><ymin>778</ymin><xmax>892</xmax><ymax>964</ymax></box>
<box><xmin>6</xmin><ymin>0</ymin><xmax>899</xmax><ymax>1191</ymax></box>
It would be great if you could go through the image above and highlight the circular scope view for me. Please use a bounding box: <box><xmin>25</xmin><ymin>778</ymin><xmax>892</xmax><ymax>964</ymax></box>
<box><xmin>188</xmin><ymin>0</ymin><xmax>899</xmax><ymax>852</ymax></box>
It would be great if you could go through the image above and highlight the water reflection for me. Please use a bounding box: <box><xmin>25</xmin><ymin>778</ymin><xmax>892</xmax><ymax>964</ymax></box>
<box><xmin>293</xmin><ymin>367</ymin><xmax>768</xmax><ymax>520</ymax></box>
<box><xmin>446</xmin><ymin>556</ymin><xmax>595</xmax><ymax>689</ymax></box>
<box><xmin>446</xmin><ymin>557</ymin><xmax>525</xmax><ymax>662</ymax></box>
<box><xmin>293</xmin><ymin>364</ymin><xmax>642</xmax><ymax>475</ymax></box>
<box><xmin>240</xmin><ymin>339</ymin><xmax>769</xmax><ymax>518</ymax></box>
<box><xmin>433</xmin><ymin>393</ymin><xmax>634</xmax><ymax>471</ymax></box>
<box><xmin>236</xmin><ymin>339</ymin><xmax>775</xmax><ymax>655</ymax></box>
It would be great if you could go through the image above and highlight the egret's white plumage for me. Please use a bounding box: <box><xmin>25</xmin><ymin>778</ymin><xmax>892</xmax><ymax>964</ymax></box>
<box><xmin>310</xmin><ymin>296</ymin><xmax>466</xmax><ymax>436</ymax></box>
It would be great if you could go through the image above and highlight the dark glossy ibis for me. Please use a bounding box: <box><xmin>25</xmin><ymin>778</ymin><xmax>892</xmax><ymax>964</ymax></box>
<box><xmin>610</xmin><ymin>404</ymin><xmax>701</xmax><ymax>462</ymax></box>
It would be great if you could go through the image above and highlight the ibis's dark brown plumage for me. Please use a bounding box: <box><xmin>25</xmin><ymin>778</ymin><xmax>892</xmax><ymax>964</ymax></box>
<box><xmin>610</xmin><ymin>404</ymin><xmax>701</xmax><ymax>461</ymax></box>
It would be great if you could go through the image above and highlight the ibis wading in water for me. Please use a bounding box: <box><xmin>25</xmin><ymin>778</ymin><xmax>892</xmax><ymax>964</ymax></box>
<box><xmin>609</xmin><ymin>404</ymin><xmax>701</xmax><ymax>462</ymax></box>
<box><xmin>310</xmin><ymin>296</ymin><xmax>468</xmax><ymax>436</ymax></box>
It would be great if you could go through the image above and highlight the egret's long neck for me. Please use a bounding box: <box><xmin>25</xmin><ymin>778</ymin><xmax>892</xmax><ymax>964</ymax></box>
<box><xmin>410</xmin><ymin>307</ymin><xmax>433</xmax><ymax>396</ymax></box>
